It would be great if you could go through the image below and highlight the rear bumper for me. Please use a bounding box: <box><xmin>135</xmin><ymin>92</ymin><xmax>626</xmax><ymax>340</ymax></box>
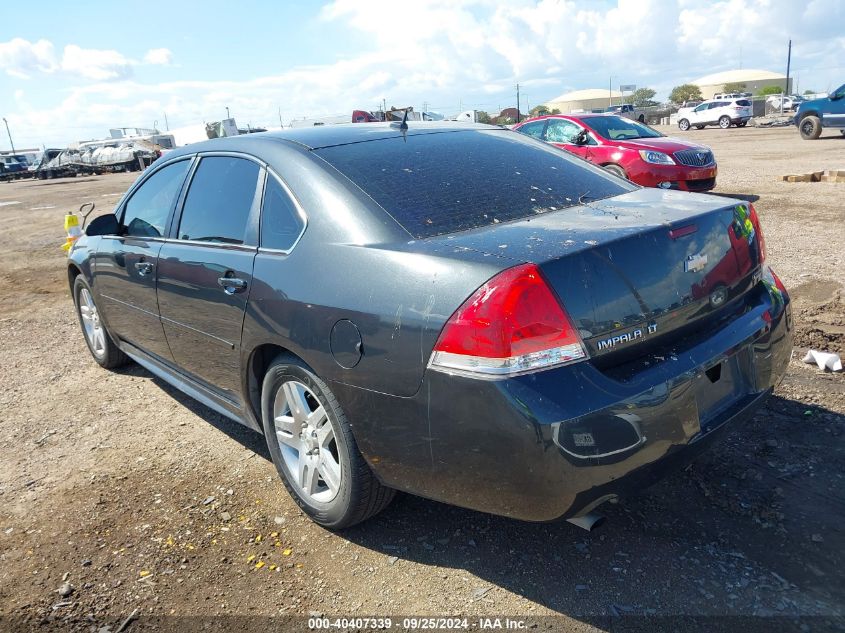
<box><xmin>334</xmin><ymin>276</ymin><xmax>792</xmax><ymax>522</ymax></box>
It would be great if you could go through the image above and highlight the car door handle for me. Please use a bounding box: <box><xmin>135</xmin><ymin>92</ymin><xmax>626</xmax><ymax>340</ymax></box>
<box><xmin>218</xmin><ymin>276</ymin><xmax>247</xmax><ymax>294</ymax></box>
<box><xmin>135</xmin><ymin>261</ymin><xmax>154</xmax><ymax>276</ymax></box>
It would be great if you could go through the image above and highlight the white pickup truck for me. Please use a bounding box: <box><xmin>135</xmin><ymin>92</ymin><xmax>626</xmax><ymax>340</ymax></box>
<box><xmin>605</xmin><ymin>104</ymin><xmax>646</xmax><ymax>123</ymax></box>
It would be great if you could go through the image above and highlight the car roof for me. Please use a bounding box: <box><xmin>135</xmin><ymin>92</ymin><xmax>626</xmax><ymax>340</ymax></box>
<box><xmin>169</xmin><ymin>121</ymin><xmax>504</xmax><ymax>155</ymax></box>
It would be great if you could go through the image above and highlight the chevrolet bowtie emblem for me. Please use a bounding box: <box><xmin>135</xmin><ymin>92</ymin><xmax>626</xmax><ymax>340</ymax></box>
<box><xmin>684</xmin><ymin>253</ymin><xmax>708</xmax><ymax>273</ymax></box>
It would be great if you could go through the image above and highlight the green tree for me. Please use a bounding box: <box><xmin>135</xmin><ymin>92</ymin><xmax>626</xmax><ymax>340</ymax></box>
<box><xmin>624</xmin><ymin>88</ymin><xmax>657</xmax><ymax>107</ymax></box>
<box><xmin>722</xmin><ymin>81</ymin><xmax>747</xmax><ymax>93</ymax></box>
<box><xmin>550</xmin><ymin>108</ymin><xmax>561</xmax><ymax>114</ymax></box>
<box><xmin>803</xmin><ymin>89</ymin><xmax>816</xmax><ymax>95</ymax></box>
<box><xmin>758</xmin><ymin>86</ymin><xmax>783</xmax><ymax>96</ymax></box>
<box><xmin>476</xmin><ymin>111</ymin><xmax>492</xmax><ymax>124</ymax></box>
<box><xmin>530</xmin><ymin>105</ymin><xmax>550</xmax><ymax>116</ymax></box>
<box><xmin>669</xmin><ymin>84</ymin><xmax>703</xmax><ymax>104</ymax></box>
<box><xmin>498</xmin><ymin>116</ymin><xmax>515</xmax><ymax>126</ymax></box>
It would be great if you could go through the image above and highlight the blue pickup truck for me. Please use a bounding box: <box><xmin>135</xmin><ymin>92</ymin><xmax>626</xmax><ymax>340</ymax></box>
<box><xmin>795</xmin><ymin>83</ymin><xmax>845</xmax><ymax>139</ymax></box>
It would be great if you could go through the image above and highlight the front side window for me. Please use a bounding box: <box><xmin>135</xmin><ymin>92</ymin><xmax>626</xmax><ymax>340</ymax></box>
<box><xmin>122</xmin><ymin>159</ymin><xmax>191</xmax><ymax>238</ymax></box>
<box><xmin>694</xmin><ymin>103</ymin><xmax>709</xmax><ymax>112</ymax></box>
<box><xmin>261</xmin><ymin>175</ymin><xmax>304</xmax><ymax>251</ymax></box>
<box><xmin>545</xmin><ymin>119</ymin><xmax>582</xmax><ymax>143</ymax></box>
<box><xmin>177</xmin><ymin>156</ymin><xmax>260</xmax><ymax>244</ymax></box>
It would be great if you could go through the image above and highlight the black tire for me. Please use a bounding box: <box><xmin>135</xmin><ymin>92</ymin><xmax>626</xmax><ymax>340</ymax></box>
<box><xmin>637</xmin><ymin>115</ymin><xmax>645</xmax><ymax>123</ymax></box>
<box><xmin>718</xmin><ymin>116</ymin><xmax>731</xmax><ymax>129</ymax></box>
<box><xmin>602</xmin><ymin>164</ymin><xmax>627</xmax><ymax>179</ymax></box>
<box><xmin>261</xmin><ymin>356</ymin><xmax>394</xmax><ymax>529</ymax></box>
<box><xmin>695</xmin><ymin>125</ymin><xmax>705</xmax><ymax>130</ymax></box>
<box><xmin>678</xmin><ymin>118</ymin><xmax>690</xmax><ymax>131</ymax></box>
<box><xmin>799</xmin><ymin>115</ymin><xmax>822</xmax><ymax>140</ymax></box>
<box><xmin>72</xmin><ymin>276</ymin><xmax>129</xmax><ymax>369</ymax></box>
<box><xmin>737</xmin><ymin>121</ymin><xmax>747</xmax><ymax>127</ymax></box>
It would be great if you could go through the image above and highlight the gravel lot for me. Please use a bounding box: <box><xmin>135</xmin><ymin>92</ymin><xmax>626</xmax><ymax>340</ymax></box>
<box><xmin>0</xmin><ymin>126</ymin><xmax>843</xmax><ymax>632</ymax></box>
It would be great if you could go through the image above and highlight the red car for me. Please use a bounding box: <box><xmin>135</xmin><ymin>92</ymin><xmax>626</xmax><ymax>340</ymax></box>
<box><xmin>514</xmin><ymin>114</ymin><xmax>717</xmax><ymax>192</ymax></box>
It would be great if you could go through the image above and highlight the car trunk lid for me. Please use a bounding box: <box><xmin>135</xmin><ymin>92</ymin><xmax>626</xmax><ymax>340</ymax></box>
<box><xmin>425</xmin><ymin>188</ymin><xmax>763</xmax><ymax>364</ymax></box>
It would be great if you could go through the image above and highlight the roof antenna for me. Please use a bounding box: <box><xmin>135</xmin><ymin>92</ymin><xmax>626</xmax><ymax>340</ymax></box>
<box><xmin>399</xmin><ymin>108</ymin><xmax>409</xmax><ymax>142</ymax></box>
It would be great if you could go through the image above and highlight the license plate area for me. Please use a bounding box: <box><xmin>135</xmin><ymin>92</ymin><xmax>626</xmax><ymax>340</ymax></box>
<box><xmin>694</xmin><ymin>353</ymin><xmax>750</xmax><ymax>431</ymax></box>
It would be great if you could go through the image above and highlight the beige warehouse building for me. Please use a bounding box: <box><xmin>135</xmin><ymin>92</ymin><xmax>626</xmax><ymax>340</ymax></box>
<box><xmin>543</xmin><ymin>88</ymin><xmax>623</xmax><ymax>114</ymax></box>
<box><xmin>692</xmin><ymin>69</ymin><xmax>790</xmax><ymax>99</ymax></box>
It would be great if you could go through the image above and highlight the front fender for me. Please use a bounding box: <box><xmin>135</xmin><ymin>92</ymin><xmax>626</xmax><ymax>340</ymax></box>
<box><xmin>67</xmin><ymin>235</ymin><xmax>100</xmax><ymax>290</ymax></box>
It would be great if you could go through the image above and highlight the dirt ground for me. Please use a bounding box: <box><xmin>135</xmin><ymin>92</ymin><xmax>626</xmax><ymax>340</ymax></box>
<box><xmin>0</xmin><ymin>126</ymin><xmax>843</xmax><ymax>632</ymax></box>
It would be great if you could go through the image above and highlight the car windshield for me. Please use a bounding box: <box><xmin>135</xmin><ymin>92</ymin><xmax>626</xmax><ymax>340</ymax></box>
<box><xmin>586</xmin><ymin>116</ymin><xmax>663</xmax><ymax>140</ymax></box>
<box><xmin>315</xmin><ymin>129</ymin><xmax>633</xmax><ymax>239</ymax></box>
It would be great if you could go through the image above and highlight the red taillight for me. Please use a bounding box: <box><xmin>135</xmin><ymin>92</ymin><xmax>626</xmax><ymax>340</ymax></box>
<box><xmin>748</xmin><ymin>203</ymin><xmax>767</xmax><ymax>262</ymax></box>
<box><xmin>769</xmin><ymin>267</ymin><xmax>788</xmax><ymax>295</ymax></box>
<box><xmin>429</xmin><ymin>263</ymin><xmax>587</xmax><ymax>377</ymax></box>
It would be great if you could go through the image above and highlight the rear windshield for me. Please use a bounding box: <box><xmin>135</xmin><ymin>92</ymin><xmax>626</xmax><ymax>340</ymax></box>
<box><xmin>314</xmin><ymin>129</ymin><xmax>632</xmax><ymax>239</ymax></box>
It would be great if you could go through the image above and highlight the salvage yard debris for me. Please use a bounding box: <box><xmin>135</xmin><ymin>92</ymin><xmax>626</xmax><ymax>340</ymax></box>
<box><xmin>802</xmin><ymin>349</ymin><xmax>843</xmax><ymax>372</ymax></box>
<box><xmin>780</xmin><ymin>169</ymin><xmax>845</xmax><ymax>183</ymax></box>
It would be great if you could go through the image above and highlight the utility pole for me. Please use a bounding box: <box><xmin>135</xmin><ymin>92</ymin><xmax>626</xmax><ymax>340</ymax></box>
<box><xmin>226</xmin><ymin>106</ymin><xmax>230</xmax><ymax>120</ymax></box>
<box><xmin>163</xmin><ymin>112</ymin><xmax>169</xmax><ymax>131</ymax></box>
<box><xmin>516</xmin><ymin>83</ymin><xmax>520</xmax><ymax>123</ymax></box>
<box><xmin>609</xmin><ymin>77</ymin><xmax>613</xmax><ymax>107</ymax></box>
<box><xmin>785</xmin><ymin>39</ymin><xmax>792</xmax><ymax>95</ymax></box>
<box><xmin>2</xmin><ymin>118</ymin><xmax>14</xmax><ymax>154</ymax></box>
<box><xmin>278</xmin><ymin>107</ymin><xmax>283</xmax><ymax>127</ymax></box>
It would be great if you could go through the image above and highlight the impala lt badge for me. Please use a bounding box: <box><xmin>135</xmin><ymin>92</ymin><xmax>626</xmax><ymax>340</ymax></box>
<box><xmin>684</xmin><ymin>253</ymin><xmax>708</xmax><ymax>273</ymax></box>
<box><xmin>597</xmin><ymin>323</ymin><xmax>658</xmax><ymax>351</ymax></box>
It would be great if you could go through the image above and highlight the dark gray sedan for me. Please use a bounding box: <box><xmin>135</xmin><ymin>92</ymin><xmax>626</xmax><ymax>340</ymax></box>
<box><xmin>68</xmin><ymin>122</ymin><xmax>792</xmax><ymax>529</ymax></box>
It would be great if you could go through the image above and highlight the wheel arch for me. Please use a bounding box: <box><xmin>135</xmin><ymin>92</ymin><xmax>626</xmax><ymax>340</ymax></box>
<box><xmin>67</xmin><ymin>262</ymin><xmax>82</xmax><ymax>290</ymax></box>
<box><xmin>245</xmin><ymin>343</ymin><xmax>308</xmax><ymax>433</ymax></box>
<box><xmin>797</xmin><ymin>110</ymin><xmax>820</xmax><ymax>123</ymax></box>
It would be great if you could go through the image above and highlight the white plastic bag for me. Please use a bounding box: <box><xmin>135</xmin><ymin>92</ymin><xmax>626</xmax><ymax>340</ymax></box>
<box><xmin>802</xmin><ymin>350</ymin><xmax>843</xmax><ymax>372</ymax></box>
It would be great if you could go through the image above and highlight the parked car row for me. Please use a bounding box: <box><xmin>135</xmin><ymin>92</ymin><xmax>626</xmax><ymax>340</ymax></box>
<box><xmin>69</xmin><ymin>121</ymin><xmax>792</xmax><ymax>529</ymax></box>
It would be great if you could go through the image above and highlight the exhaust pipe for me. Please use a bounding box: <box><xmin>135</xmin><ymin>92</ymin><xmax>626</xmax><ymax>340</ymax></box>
<box><xmin>566</xmin><ymin>512</ymin><xmax>606</xmax><ymax>532</ymax></box>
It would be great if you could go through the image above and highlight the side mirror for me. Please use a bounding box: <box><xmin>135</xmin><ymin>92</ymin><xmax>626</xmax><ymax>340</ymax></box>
<box><xmin>86</xmin><ymin>213</ymin><xmax>120</xmax><ymax>236</ymax></box>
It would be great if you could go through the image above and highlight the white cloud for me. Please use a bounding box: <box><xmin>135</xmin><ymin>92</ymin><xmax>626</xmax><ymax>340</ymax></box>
<box><xmin>0</xmin><ymin>38</ymin><xmax>57</xmax><ymax>78</ymax></box>
<box><xmin>60</xmin><ymin>44</ymin><xmax>134</xmax><ymax>81</ymax></box>
<box><xmin>143</xmin><ymin>48</ymin><xmax>173</xmax><ymax>66</ymax></box>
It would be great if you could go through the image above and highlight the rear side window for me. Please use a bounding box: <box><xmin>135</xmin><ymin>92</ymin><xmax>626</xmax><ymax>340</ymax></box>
<box><xmin>178</xmin><ymin>156</ymin><xmax>260</xmax><ymax>244</ymax></box>
<box><xmin>736</xmin><ymin>99</ymin><xmax>751</xmax><ymax>106</ymax></box>
<box><xmin>517</xmin><ymin>120</ymin><xmax>545</xmax><ymax>139</ymax></box>
<box><xmin>315</xmin><ymin>129</ymin><xmax>632</xmax><ymax>239</ymax></box>
<box><xmin>122</xmin><ymin>159</ymin><xmax>191</xmax><ymax>238</ymax></box>
<box><xmin>261</xmin><ymin>175</ymin><xmax>304</xmax><ymax>251</ymax></box>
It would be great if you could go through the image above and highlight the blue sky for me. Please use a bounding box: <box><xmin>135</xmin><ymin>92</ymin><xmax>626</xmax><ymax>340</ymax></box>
<box><xmin>1</xmin><ymin>0</ymin><xmax>843</xmax><ymax>148</ymax></box>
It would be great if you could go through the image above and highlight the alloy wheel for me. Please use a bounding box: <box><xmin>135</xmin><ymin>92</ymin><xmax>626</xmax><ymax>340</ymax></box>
<box><xmin>272</xmin><ymin>380</ymin><xmax>342</xmax><ymax>503</ymax></box>
<box><xmin>78</xmin><ymin>288</ymin><xmax>106</xmax><ymax>358</ymax></box>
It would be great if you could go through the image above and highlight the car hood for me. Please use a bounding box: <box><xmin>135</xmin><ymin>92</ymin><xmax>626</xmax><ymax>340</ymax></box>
<box><xmin>606</xmin><ymin>136</ymin><xmax>711</xmax><ymax>154</ymax></box>
<box><xmin>797</xmin><ymin>97</ymin><xmax>829</xmax><ymax>112</ymax></box>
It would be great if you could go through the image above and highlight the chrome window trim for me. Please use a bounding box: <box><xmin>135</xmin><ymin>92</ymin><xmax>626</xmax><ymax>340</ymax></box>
<box><xmin>159</xmin><ymin>238</ymin><xmax>257</xmax><ymax>253</ymax></box>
